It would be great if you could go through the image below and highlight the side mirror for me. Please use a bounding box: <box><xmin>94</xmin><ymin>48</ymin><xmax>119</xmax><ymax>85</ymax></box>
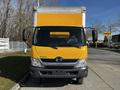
<box><xmin>92</xmin><ymin>30</ymin><xmax>98</xmax><ymax>43</ymax></box>
<box><xmin>22</xmin><ymin>26</ymin><xmax>33</xmax><ymax>42</ymax></box>
<box><xmin>22</xmin><ymin>29</ymin><xmax>27</xmax><ymax>42</ymax></box>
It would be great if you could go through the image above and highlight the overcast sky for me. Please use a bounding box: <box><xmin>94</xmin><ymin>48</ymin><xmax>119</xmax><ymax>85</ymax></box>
<box><xmin>58</xmin><ymin>0</ymin><xmax>120</xmax><ymax>26</ymax></box>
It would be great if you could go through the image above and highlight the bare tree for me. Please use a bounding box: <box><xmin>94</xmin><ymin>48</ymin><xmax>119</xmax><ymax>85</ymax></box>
<box><xmin>0</xmin><ymin>0</ymin><xmax>59</xmax><ymax>41</ymax></box>
<box><xmin>0</xmin><ymin>0</ymin><xmax>12</xmax><ymax>38</ymax></box>
<box><xmin>112</xmin><ymin>17</ymin><xmax>120</xmax><ymax>33</ymax></box>
<box><xmin>45</xmin><ymin>0</ymin><xmax>59</xmax><ymax>6</ymax></box>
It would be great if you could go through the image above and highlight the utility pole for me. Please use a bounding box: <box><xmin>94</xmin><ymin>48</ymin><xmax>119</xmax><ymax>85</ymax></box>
<box><xmin>37</xmin><ymin>0</ymin><xmax>40</xmax><ymax>7</ymax></box>
<box><xmin>108</xmin><ymin>26</ymin><xmax>112</xmax><ymax>48</ymax></box>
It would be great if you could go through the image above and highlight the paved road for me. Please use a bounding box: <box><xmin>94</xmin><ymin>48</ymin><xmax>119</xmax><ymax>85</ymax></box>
<box><xmin>20</xmin><ymin>48</ymin><xmax>120</xmax><ymax>90</ymax></box>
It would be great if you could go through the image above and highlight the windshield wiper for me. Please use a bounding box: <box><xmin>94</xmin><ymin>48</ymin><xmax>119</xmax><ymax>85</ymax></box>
<box><xmin>50</xmin><ymin>46</ymin><xmax>58</xmax><ymax>49</ymax></box>
<box><xmin>48</xmin><ymin>44</ymin><xmax>58</xmax><ymax>49</ymax></box>
<box><xmin>34</xmin><ymin>44</ymin><xmax>58</xmax><ymax>49</ymax></box>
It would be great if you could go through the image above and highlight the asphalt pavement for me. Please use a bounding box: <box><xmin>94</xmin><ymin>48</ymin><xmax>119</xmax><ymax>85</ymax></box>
<box><xmin>20</xmin><ymin>48</ymin><xmax>120</xmax><ymax>90</ymax></box>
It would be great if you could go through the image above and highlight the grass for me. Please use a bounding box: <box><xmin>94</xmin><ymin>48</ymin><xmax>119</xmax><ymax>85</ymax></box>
<box><xmin>0</xmin><ymin>51</ymin><xmax>31</xmax><ymax>90</ymax></box>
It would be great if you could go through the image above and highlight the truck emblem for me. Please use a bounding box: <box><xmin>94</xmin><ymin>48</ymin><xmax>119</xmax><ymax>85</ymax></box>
<box><xmin>56</xmin><ymin>57</ymin><xmax>63</xmax><ymax>62</ymax></box>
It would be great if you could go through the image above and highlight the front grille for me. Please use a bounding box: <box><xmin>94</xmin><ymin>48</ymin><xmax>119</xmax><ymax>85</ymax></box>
<box><xmin>45</xmin><ymin>66</ymin><xmax>74</xmax><ymax>69</ymax></box>
<box><xmin>41</xmin><ymin>59</ymin><xmax>78</xmax><ymax>63</ymax></box>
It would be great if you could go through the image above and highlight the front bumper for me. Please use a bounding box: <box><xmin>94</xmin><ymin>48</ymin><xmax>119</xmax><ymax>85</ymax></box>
<box><xmin>30</xmin><ymin>66</ymin><xmax>88</xmax><ymax>78</ymax></box>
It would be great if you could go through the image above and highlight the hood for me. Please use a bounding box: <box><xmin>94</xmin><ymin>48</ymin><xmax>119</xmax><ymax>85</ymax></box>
<box><xmin>32</xmin><ymin>45</ymin><xmax>87</xmax><ymax>60</ymax></box>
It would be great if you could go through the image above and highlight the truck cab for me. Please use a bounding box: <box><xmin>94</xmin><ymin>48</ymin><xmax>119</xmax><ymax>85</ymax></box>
<box><xmin>30</xmin><ymin>7</ymin><xmax>88</xmax><ymax>84</ymax></box>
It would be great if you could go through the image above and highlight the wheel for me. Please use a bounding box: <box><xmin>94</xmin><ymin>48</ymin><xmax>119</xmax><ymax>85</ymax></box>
<box><xmin>76</xmin><ymin>78</ymin><xmax>83</xmax><ymax>84</ymax></box>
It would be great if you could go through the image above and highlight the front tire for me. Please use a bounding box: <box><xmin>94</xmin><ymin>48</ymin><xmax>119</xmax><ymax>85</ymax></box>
<box><xmin>76</xmin><ymin>78</ymin><xmax>83</xmax><ymax>84</ymax></box>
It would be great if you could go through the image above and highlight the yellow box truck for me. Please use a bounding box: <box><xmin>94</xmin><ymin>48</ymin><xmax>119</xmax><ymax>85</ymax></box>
<box><xmin>30</xmin><ymin>7</ymin><xmax>88</xmax><ymax>84</ymax></box>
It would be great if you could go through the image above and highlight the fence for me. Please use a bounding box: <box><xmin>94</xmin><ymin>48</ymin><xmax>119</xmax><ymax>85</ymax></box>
<box><xmin>0</xmin><ymin>38</ymin><xmax>9</xmax><ymax>50</ymax></box>
<box><xmin>0</xmin><ymin>38</ymin><xmax>28</xmax><ymax>52</ymax></box>
<box><xmin>9</xmin><ymin>41</ymin><xmax>27</xmax><ymax>51</ymax></box>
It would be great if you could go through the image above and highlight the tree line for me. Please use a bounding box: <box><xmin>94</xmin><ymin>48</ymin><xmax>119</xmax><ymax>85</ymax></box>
<box><xmin>0</xmin><ymin>0</ymin><xmax>120</xmax><ymax>41</ymax></box>
<box><xmin>0</xmin><ymin>0</ymin><xmax>58</xmax><ymax>41</ymax></box>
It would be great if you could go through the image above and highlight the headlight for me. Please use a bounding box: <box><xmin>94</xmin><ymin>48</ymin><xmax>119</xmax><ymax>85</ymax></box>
<box><xmin>31</xmin><ymin>58</ymin><xmax>44</xmax><ymax>67</ymax></box>
<box><xmin>75</xmin><ymin>60</ymin><xmax>87</xmax><ymax>68</ymax></box>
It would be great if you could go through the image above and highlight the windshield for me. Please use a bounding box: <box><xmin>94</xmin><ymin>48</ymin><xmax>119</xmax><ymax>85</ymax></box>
<box><xmin>33</xmin><ymin>26</ymin><xmax>86</xmax><ymax>47</ymax></box>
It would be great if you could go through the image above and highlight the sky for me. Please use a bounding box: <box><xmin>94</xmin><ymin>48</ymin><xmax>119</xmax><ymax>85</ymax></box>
<box><xmin>58</xmin><ymin>0</ymin><xmax>120</xmax><ymax>26</ymax></box>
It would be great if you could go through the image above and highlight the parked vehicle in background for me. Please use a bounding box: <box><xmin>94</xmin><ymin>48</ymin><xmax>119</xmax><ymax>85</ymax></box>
<box><xmin>110</xmin><ymin>34</ymin><xmax>120</xmax><ymax>49</ymax></box>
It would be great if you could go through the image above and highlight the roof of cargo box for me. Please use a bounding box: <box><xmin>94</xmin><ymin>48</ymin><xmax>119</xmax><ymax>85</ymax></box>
<box><xmin>35</xmin><ymin>7</ymin><xmax>86</xmax><ymax>13</ymax></box>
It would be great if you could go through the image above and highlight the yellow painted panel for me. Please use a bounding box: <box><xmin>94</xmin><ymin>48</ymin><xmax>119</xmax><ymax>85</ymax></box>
<box><xmin>50</xmin><ymin>32</ymin><xmax>70</xmax><ymax>36</ymax></box>
<box><xmin>32</xmin><ymin>46</ymin><xmax>88</xmax><ymax>60</ymax></box>
<box><xmin>35</xmin><ymin>13</ymin><xmax>83</xmax><ymax>27</ymax></box>
<box><xmin>50</xmin><ymin>32</ymin><xmax>70</xmax><ymax>38</ymax></box>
